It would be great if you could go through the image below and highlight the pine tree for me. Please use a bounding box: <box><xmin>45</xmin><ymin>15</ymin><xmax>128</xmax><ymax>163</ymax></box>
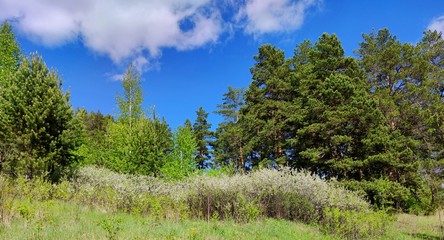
<box><xmin>0</xmin><ymin>21</ymin><xmax>20</xmax><ymax>84</ymax></box>
<box><xmin>242</xmin><ymin>44</ymin><xmax>295</xmax><ymax>168</ymax></box>
<box><xmin>213</xmin><ymin>87</ymin><xmax>246</xmax><ymax>172</ymax></box>
<box><xmin>416</xmin><ymin>30</ymin><xmax>444</xmax><ymax>209</ymax></box>
<box><xmin>75</xmin><ymin>109</ymin><xmax>113</xmax><ymax>166</ymax></box>
<box><xmin>0</xmin><ymin>53</ymin><xmax>81</xmax><ymax>181</ymax></box>
<box><xmin>0</xmin><ymin>21</ymin><xmax>21</xmax><ymax>168</ymax></box>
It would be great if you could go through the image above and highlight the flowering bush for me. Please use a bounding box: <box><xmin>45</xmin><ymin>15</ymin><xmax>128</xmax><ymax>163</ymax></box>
<box><xmin>0</xmin><ymin>166</ymin><xmax>391</xmax><ymax>238</ymax></box>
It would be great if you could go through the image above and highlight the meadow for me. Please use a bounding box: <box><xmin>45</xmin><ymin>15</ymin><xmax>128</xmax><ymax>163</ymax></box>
<box><xmin>0</xmin><ymin>167</ymin><xmax>442</xmax><ymax>239</ymax></box>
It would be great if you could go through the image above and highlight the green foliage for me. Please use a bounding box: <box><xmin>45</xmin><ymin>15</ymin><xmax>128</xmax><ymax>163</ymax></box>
<box><xmin>101</xmin><ymin>65</ymin><xmax>172</xmax><ymax>176</ymax></box>
<box><xmin>0</xmin><ymin>53</ymin><xmax>82</xmax><ymax>182</ymax></box>
<box><xmin>104</xmin><ymin>115</ymin><xmax>171</xmax><ymax>176</ymax></box>
<box><xmin>208</xmin><ymin>30</ymin><xmax>441</xmax><ymax>212</ymax></box>
<box><xmin>344</xmin><ymin>179</ymin><xmax>414</xmax><ymax>212</ymax></box>
<box><xmin>241</xmin><ymin>44</ymin><xmax>294</xmax><ymax>168</ymax></box>
<box><xmin>116</xmin><ymin>64</ymin><xmax>143</xmax><ymax>126</ymax></box>
<box><xmin>193</xmin><ymin>107</ymin><xmax>212</xmax><ymax>169</ymax></box>
<box><xmin>98</xmin><ymin>215</ymin><xmax>122</xmax><ymax>240</ymax></box>
<box><xmin>322</xmin><ymin>207</ymin><xmax>394</xmax><ymax>239</ymax></box>
<box><xmin>73</xmin><ymin>109</ymin><xmax>113</xmax><ymax>166</ymax></box>
<box><xmin>161</xmin><ymin>125</ymin><xmax>197</xmax><ymax>180</ymax></box>
<box><xmin>0</xmin><ymin>21</ymin><xmax>20</xmax><ymax>83</ymax></box>
<box><xmin>213</xmin><ymin>87</ymin><xmax>247</xmax><ymax>172</ymax></box>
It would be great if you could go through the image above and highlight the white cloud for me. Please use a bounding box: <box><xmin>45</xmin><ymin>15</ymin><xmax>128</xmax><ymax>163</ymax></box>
<box><xmin>0</xmin><ymin>0</ymin><xmax>320</xmax><ymax>70</ymax></box>
<box><xmin>238</xmin><ymin>0</ymin><xmax>319</xmax><ymax>35</ymax></box>
<box><xmin>428</xmin><ymin>16</ymin><xmax>444</xmax><ymax>34</ymax></box>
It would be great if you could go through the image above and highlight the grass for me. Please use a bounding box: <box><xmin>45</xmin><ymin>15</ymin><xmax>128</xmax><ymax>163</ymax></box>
<box><xmin>0</xmin><ymin>199</ymin><xmax>443</xmax><ymax>239</ymax></box>
<box><xmin>0</xmin><ymin>200</ymin><xmax>334</xmax><ymax>240</ymax></box>
<box><xmin>384</xmin><ymin>211</ymin><xmax>444</xmax><ymax>240</ymax></box>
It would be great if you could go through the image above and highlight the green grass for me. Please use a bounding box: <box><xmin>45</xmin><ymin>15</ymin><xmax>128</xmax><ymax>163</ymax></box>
<box><xmin>0</xmin><ymin>200</ymin><xmax>335</xmax><ymax>240</ymax></box>
<box><xmin>1</xmin><ymin>200</ymin><xmax>442</xmax><ymax>240</ymax></box>
<box><xmin>383</xmin><ymin>211</ymin><xmax>444</xmax><ymax>240</ymax></box>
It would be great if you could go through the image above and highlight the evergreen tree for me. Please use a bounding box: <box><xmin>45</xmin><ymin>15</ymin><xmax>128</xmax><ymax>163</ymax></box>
<box><xmin>193</xmin><ymin>107</ymin><xmax>212</xmax><ymax>169</ymax></box>
<box><xmin>242</xmin><ymin>44</ymin><xmax>295</xmax><ymax>168</ymax></box>
<box><xmin>184</xmin><ymin>118</ymin><xmax>192</xmax><ymax>129</ymax></box>
<box><xmin>0</xmin><ymin>21</ymin><xmax>20</xmax><ymax>83</ymax></box>
<box><xmin>0</xmin><ymin>21</ymin><xmax>21</xmax><ymax>167</ymax></box>
<box><xmin>416</xmin><ymin>30</ymin><xmax>444</xmax><ymax>209</ymax></box>
<box><xmin>290</xmin><ymin>33</ymin><xmax>380</xmax><ymax>179</ymax></box>
<box><xmin>0</xmin><ymin>53</ymin><xmax>81</xmax><ymax>181</ymax></box>
<box><xmin>213</xmin><ymin>87</ymin><xmax>246</xmax><ymax>172</ymax></box>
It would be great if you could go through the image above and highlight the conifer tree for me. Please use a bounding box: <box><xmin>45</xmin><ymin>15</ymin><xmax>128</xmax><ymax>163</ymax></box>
<box><xmin>193</xmin><ymin>107</ymin><xmax>212</xmax><ymax>169</ymax></box>
<box><xmin>242</xmin><ymin>44</ymin><xmax>295</xmax><ymax>168</ymax></box>
<box><xmin>0</xmin><ymin>21</ymin><xmax>20</xmax><ymax>83</ymax></box>
<box><xmin>213</xmin><ymin>87</ymin><xmax>246</xmax><ymax>171</ymax></box>
<box><xmin>0</xmin><ymin>53</ymin><xmax>81</xmax><ymax>181</ymax></box>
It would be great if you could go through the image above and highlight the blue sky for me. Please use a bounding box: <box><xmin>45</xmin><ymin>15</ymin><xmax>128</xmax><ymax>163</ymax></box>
<box><xmin>1</xmin><ymin>0</ymin><xmax>444</xmax><ymax>130</ymax></box>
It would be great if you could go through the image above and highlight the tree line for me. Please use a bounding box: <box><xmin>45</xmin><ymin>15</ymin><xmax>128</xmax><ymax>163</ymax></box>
<box><xmin>0</xmin><ymin>21</ymin><xmax>443</xmax><ymax>213</ymax></box>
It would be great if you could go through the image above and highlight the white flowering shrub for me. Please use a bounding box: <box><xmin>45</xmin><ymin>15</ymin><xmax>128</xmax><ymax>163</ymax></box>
<box><xmin>185</xmin><ymin>168</ymin><xmax>369</xmax><ymax>222</ymax></box>
<box><xmin>72</xmin><ymin>167</ymin><xmax>371</xmax><ymax>222</ymax></box>
<box><xmin>0</xmin><ymin>166</ymin><xmax>390</xmax><ymax>238</ymax></box>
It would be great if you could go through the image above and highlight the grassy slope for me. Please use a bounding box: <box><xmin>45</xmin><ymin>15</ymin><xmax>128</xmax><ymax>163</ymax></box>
<box><xmin>0</xmin><ymin>200</ymin><xmax>442</xmax><ymax>240</ymax></box>
<box><xmin>0</xmin><ymin>201</ymin><xmax>332</xmax><ymax>240</ymax></box>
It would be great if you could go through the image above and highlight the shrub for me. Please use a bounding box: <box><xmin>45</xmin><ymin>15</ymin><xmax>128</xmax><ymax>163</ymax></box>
<box><xmin>4</xmin><ymin>166</ymin><xmax>390</xmax><ymax>238</ymax></box>
<box><xmin>98</xmin><ymin>215</ymin><xmax>122</xmax><ymax>240</ymax></box>
<box><xmin>184</xmin><ymin>168</ymin><xmax>370</xmax><ymax>223</ymax></box>
<box><xmin>0</xmin><ymin>175</ymin><xmax>16</xmax><ymax>225</ymax></box>
<box><xmin>343</xmin><ymin>178</ymin><xmax>414</xmax><ymax>212</ymax></box>
<box><xmin>322</xmin><ymin>207</ymin><xmax>394</xmax><ymax>239</ymax></box>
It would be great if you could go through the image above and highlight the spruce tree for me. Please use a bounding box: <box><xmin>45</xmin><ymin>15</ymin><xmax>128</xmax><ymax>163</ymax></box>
<box><xmin>193</xmin><ymin>107</ymin><xmax>212</xmax><ymax>169</ymax></box>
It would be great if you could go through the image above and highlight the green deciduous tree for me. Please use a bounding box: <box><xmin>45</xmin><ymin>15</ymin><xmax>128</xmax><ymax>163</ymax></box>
<box><xmin>74</xmin><ymin>109</ymin><xmax>113</xmax><ymax>166</ymax></box>
<box><xmin>104</xmin><ymin>66</ymin><xmax>172</xmax><ymax>176</ymax></box>
<box><xmin>161</xmin><ymin>124</ymin><xmax>197</xmax><ymax>180</ymax></box>
<box><xmin>117</xmin><ymin>64</ymin><xmax>143</xmax><ymax>127</ymax></box>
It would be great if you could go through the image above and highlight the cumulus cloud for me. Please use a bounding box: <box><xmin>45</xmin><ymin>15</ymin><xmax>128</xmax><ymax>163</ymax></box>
<box><xmin>238</xmin><ymin>0</ymin><xmax>319</xmax><ymax>35</ymax></box>
<box><xmin>0</xmin><ymin>0</ymin><xmax>320</xmax><ymax>71</ymax></box>
<box><xmin>1</xmin><ymin>0</ymin><xmax>220</xmax><ymax>61</ymax></box>
<box><xmin>428</xmin><ymin>16</ymin><xmax>444</xmax><ymax>34</ymax></box>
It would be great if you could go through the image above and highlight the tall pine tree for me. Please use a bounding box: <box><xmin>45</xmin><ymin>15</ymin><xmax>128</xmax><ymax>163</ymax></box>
<box><xmin>213</xmin><ymin>87</ymin><xmax>246</xmax><ymax>171</ymax></box>
<box><xmin>242</xmin><ymin>45</ymin><xmax>295</xmax><ymax>168</ymax></box>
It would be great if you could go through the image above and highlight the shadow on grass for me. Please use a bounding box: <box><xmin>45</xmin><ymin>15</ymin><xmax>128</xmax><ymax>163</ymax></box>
<box><xmin>410</xmin><ymin>233</ymin><xmax>443</xmax><ymax>240</ymax></box>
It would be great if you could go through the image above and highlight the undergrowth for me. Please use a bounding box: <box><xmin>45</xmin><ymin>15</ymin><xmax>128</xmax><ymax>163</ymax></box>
<box><xmin>0</xmin><ymin>166</ymin><xmax>396</xmax><ymax>239</ymax></box>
